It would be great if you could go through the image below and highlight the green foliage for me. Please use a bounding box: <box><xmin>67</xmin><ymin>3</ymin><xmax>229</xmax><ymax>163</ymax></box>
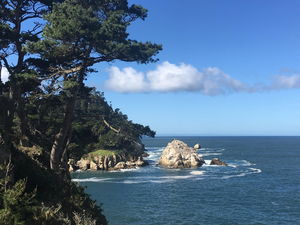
<box><xmin>0</xmin><ymin>151</ymin><xmax>108</xmax><ymax>225</ymax></box>
<box><xmin>68</xmin><ymin>89</ymin><xmax>155</xmax><ymax>158</ymax></box>
<box><xmin>1</xmin><ymin>0</ymin><xmax>160</xmax><ymax>223</ymax></box>
<box><xmin>0</xmin><ymin>179</ymin><xmax>37</xmax><ymax>225</ymax></box>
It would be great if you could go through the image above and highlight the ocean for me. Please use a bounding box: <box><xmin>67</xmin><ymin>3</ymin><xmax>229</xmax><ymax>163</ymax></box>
<box><xmin>71</xmin><ymin>136</ymin><xmax>300</xmax><ymax>225</ymax></box>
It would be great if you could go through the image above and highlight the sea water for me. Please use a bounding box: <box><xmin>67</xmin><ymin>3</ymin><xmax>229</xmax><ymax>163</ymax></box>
<box><xmin>71</xmin><ymin>136</ymin><xmax>300</xmax><ymax>225</ymax></box>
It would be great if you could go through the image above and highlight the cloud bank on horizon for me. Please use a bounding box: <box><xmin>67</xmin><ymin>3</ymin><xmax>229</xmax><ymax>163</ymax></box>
<box><xmin>105</xmin><ymin>61</ymin><xmax>300</xmax><ymax>96</ymax></box>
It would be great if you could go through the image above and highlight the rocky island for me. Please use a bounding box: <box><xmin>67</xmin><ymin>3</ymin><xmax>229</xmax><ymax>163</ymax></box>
<box><xmin>158</xmin><ymin>140</ymin><xmax>205</xmax><ymax>168</ymax></box>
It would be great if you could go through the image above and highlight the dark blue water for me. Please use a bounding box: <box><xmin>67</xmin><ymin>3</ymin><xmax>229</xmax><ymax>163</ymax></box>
<box><xmin>72</xmin><ymin>137</ymin><xmax>300</xmax><ymax>225</ymax></box>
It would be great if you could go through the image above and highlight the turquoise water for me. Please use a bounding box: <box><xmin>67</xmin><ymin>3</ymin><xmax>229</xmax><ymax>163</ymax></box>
<box><xmin>72</xmin><ymin>137</ymin><xmax>300</xmax><ymax>225</ymax></box>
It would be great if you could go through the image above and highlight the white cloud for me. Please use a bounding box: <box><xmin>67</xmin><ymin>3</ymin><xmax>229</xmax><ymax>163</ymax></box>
<box><xmin>105</xmin><ymin>66</ymin><xmax>147</xmax><ymax>93</ymax></box>
<box><xmin>0</xmin><ymin>67</ymin><xmax>9</xmax><ymax>83</ymax></box>
<box><xmin>105</xmin><ymin>61</ymin><xmax>300</xmax><ymax>95</ymax></box>
<box><xmin>105</xmin><ymin>61</ymin><xmax>246</xmax><ymax>95</ymax></box>
<box><xmin>271</xmin><ymin>74</ymin><xmax>300</xmax><ymax>89</ymax></box>
<box><xmin>147</xmin><ymin>62</ymin><xmax>201</xmax><ymax>92</ymax></box>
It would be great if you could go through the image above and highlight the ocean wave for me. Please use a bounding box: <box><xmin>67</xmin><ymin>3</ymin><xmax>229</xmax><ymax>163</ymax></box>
<box><xmin>202</xmin><ymin>152</ymin><xmax>222</xmax><ymax>156</ymax></box>
<box><xmin>221</xmin><ymin>173</ymin><xmax>247</xmax><ymax>179</ymax></box>
<box><xmin>158</xmin><ymin>175</ymin><xmax>194</xmax><ymax>179</ymax></box>
<box><xmin>238</xmin><ymin>160</ymin><xmax>255</xmax><ymax>166</ymax></box>
<box><xmin>221</xmin><ymin>167</ymin><xmax>262</xmax><ymax>180</ymax></box>
<box><xmin>227</xmin><ymin>164</ymin><xmax>237</xmax><ymax>168</ymax></box>
<box><xmin>190</xmin><ymin>171</ymin><xmax>205</xmax><ymax>175</ymax></box>
<box><xmin>226</xmin><ymin>160</ymin><xmax>255</xmax><ymax>167</ymax></box>
<box><xmin>121</xmin><ymin>180</ymin><xmax>147</xmax><ymax>184</ymax></box>
<box><xmin>72</xmin><ymin>177</ymin><xmax>113</xmax><ymax>182</ymax></box>
<box><xmin>249</xmin><ymin>168</ymin><xmax>262</xmax><ymax>173</ymax></box>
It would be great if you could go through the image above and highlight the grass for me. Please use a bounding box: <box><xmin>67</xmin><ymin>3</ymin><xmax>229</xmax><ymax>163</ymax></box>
<box><xmin>84</xmin><ymin>149</ymin><xmax>124</xmax><ymax>158</ymax></box>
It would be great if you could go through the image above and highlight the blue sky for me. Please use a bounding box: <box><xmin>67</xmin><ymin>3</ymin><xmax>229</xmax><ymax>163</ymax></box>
<box><xmin>2</xmin><ymin>0</ymin><xmax>300</xmax><ymax>135</ymax></box>
<box><xmin>85</xmin><ymin>0</ymin><xmax>300</xmax><ymax>136</ymax></box>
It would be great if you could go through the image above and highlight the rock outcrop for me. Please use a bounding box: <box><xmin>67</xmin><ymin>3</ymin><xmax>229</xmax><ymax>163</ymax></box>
<box><xmin>194</xmin><ymin>143</ymin><xmax>201</xmax><ymax>150</ymax></box>
<box><xmin>69</xmin><ymin>152</ymin><xmax>148</xmax><ymax>172</ymax></box>
<box><xmin>158</xmin><ymin>140</ymin><xmax>204</xmax><ymax>168</ymax></box>
<box><xmin>210</xmin><ymin>158</ymin><xmax>228</xmax><ymax>166</ymax></box>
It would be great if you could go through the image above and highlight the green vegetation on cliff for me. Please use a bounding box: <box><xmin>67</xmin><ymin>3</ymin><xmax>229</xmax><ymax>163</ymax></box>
<box><xmin>85</xmin><ymin>150</ymin><xmax>123</xmax><ymax>158</ymax></box>
<box><xmin>0</xmin><ymin>0</ymin><xmax>161</xmax><ymax>224</ymax></box>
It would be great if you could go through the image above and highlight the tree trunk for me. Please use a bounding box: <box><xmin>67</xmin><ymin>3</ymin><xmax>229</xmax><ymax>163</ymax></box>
<box><xmin>49</xmin><ymin>61</ymin><xmax>86</xmax><ymax>172</ymax></box>
<box><xmin>50</xmin><ymin>94</ymin><xmax>77</xmax><ymax>171</ymax></box>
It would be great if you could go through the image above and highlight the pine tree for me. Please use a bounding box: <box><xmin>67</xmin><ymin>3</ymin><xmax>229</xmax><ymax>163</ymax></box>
<box><xmin>28</xmin><ymin>0</ymin><xmax>162</xmax><ymax>171</ymax></box>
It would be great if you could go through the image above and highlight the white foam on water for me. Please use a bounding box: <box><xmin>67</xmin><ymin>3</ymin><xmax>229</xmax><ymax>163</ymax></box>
<box><xmin>108</xmin><ymin>167</ymin><xmax>141</xmax><ymax>173</ymax></box>
<box><xmin>226</xmin><ymin>163</ymin><xmax>236</xmax><ymax>168</ymax></box>
<box><xmin>220</xmin><ymin>167</ymin><xmax>262</xmax><ymax>180</ymax></box>
<box><xmin>190</xmin><ymin>171</ymin><xmax>205</xmax><ymax>175</ymax></box>
<box><xmin>158</xmin><ymin>175</ymin><xmax>194</xmax><ymax>180</ymax></box>
<box><xmin>121</xmin><ymin>180</ymin><xmax>146</xmax><ymax>184</ymax></box>
<box><xmin>149</xmin><ymin>179</ymin><xmax>173</xmax><ymax>184</ymax></box>
<box><xmin>226</xmin><ymin>160</ymin><xmax>255</xmax><ymax>168</ymax></box>
<box><xmin>221</xmin><ymin>173</ymin><xmax>247</xmax><ymax>179</ymax></box>
<box><xmin>202</xmin><ymin>153</ymin><xmax>222</xmax><ymax>157</ymax></box>
<box><xmin>120</xmin><ymin>168</ymin><xmax>140</xmax><ymax>172</ymax></box>
<box><xmin>249</xmin><ymin>168</ymin><xmax>262</xmax><ymax>173</ymax></box>
<box><xmin>147</xmin><ymin>148</ymin><xmax>164</xmax><ymax>161</ymax></box>
<box><xmin>238</xmin><ymin>160</ymin><xmax>255</xmax><ymax>166</ymax></box>
<box><xmin>72</xmin><ymin>177</ymin><xmax>112</xmax><ymax>182</ymax></box>
<box><xmin>204</xmin><ymin>160</ymin><xmax>212</xmax><ymax>164</ymax></box>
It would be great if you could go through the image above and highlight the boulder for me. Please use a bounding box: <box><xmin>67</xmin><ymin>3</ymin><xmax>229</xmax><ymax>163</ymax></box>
<box><xmin>126</xmin><ymin>161</ymin><xmax>136</xmax><ymax>167</ymax></box>
<box><xmin>210</xmin><ymin>158</ymin><xmax>228</xmax><ymax>166</ymax></box>
<box><xmin>194</xmin><ymin>143</ymin><xmax>201</xmax><ymax>150</ymax></box>
<box><xmin>90</xmin><ymin>161</ymin><xmax>98</xmax><ymax>170</ymax></box>
<box><xmin>135</xmin><ymin>157</ymin><xmax>148</xmax><ymax>167</ymax></box>
<box><xmin>142</xmin><ymin>152</ymin><xmax>150</xmax><ymax>157</ymax></box>
<box><xmin>76</xmin><ymin>159</ymin><xmax>90</xmax><ymax>170</ymax></box>
<box><xmin>158</xmin><ymin>140</ymin><xmax>204</xmax><ymax>168</ymax></box>
<box><xmin>114</xmin><ymin>162</ymin><xmax>126</xmax><ymax>170</ymax></box>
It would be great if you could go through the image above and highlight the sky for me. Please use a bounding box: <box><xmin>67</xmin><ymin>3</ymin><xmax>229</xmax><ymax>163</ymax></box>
<box><xmin>2</xmin><ymin>0</ymin><xmax>300</xmax><ymax>136</ymax></box>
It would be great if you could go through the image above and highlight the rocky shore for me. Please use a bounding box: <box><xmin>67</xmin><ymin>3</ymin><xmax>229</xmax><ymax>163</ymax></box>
<box><xmin>68</xmin><ymin>150</ymin><xmax>148</xmax><ymax>172</ymax></box>
<box><xmin>69</xmin><ymin>139</ymin><xmax>228</xmax><ymax>172</ymax></box>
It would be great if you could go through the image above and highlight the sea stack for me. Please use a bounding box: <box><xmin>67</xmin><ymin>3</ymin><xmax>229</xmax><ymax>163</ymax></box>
<box><xmin>210</xmin><ymin>158</ymin><xmax>228</xmax><ymax>166</ymax></box>
<box><xmin>158</xmin><ymin>140</ymin><xmax>205</xmax><ymax>168</ymax></box>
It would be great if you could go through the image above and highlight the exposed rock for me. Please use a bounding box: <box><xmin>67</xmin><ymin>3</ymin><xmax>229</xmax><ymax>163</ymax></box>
<box><xmin>142</xmin><ymin>152</ymin><xmax>149</xmax><ymax>157</ymax></box>
<box><xmin>158</xmin><ymin>140</ymin><xmax>204</xmax><ymax>168</ymax></box>
<box><xmin>71</xmin><ymin>151</ymin><xmax>149</xmax><ymax>172</ymax></box>
<box><xmin>126</xmin><ymin>161</ymin><xmax>136</xmax><ymax>167</ymax></box>
<box><xmin>90</xmin><ymin>161</ymin><xmax>98</xmax><ymax>170</ymax></box>
<box><xmin>210</xmin><ymin>158</ymin><xmax>228</xmax><ymax>166</ymax></box>
<box><xmin>114</xmin><ymin>162</ymin><xmax>126</xmax><ymax>170</ymax></box>
<box><xmin>68</xmin><ymin>164</ymin><xmax>75</xmax><ymax>172</ymax></box>
<box><xmin>76</xmin><ymin>159</ymin><xmax>90</xmax><ymax>170</ymax></box>
<box><xmin>194</xmin><ymin>143</ymin><xmax>201</xmax><ymax>150</ymax></box>
<box><xmin>136</xmin><ymin>157</ymin><xmax>148</xmax><ymax>167</ymax></box>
